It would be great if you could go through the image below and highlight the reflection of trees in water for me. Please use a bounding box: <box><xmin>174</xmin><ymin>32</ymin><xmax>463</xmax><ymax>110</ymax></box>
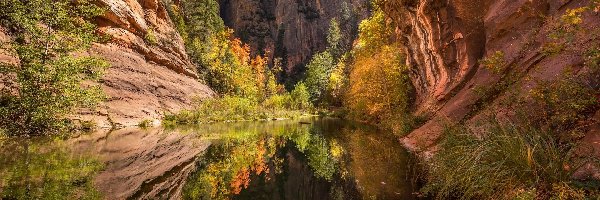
<box><xmin>182</xmin><ymin>119</ymin><xmax>418</xmax><ymax>200</ymax></box>
<box><xmin>338</xmin><ymin>128</ymin><xmax>418</xmax><ymax>199</ymax></box>
<box><xmin>182</xmin><ymin>121</ymin><xmax>343</xmax><ymax>199</ymax></box>
<box><xmin>0</xmin><ymin>139</ymin><xmax>103</xmax><ymax>199</ymax></box>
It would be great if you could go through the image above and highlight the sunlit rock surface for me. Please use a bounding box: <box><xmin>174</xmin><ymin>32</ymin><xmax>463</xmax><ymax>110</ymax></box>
<box><xmin>79</xmin><ymin>0</ymin><xmax>215</xmax><ymax>128</ymax></box>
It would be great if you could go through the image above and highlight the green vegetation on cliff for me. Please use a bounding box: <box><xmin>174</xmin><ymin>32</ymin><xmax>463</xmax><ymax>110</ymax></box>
<box><xmin>0</xmin><ymin>0</ymin><xmax>108</xmax><ymax>136</ymax></box>
<box><xmin>420</xmin><ymin>3</ymin><xmax>600</xmax><ymax>199</ymax></box>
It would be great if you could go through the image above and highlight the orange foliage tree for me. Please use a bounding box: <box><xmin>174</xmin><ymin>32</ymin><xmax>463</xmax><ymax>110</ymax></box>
<box><xmin>208</xmin><ymin>35</ymin><xmax>282</xmax><ymax>101</ymax></box>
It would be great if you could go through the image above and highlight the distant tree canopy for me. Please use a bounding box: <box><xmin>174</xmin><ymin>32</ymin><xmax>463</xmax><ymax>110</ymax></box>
<box><xmin>0</xmin><ymin>0</ymin><xmax>109</xmax><ymax>135</ymax></box>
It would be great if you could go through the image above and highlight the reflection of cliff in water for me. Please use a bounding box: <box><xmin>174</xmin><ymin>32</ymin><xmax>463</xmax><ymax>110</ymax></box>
<box><xmin>0</xmin><ymin>118</ymin><xmax>420</xmax><ymax>199</ymax></box>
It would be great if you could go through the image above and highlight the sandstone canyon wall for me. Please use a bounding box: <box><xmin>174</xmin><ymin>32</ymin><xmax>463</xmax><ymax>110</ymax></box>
<box><xmin>78</xmin><ymin>0</ymin><xmax>215</xmax><ymax>128</ymax></box>
<box><xmin>219</xmin><ymin>0</ymin><xmax>369</xmax><ymax>74</ymax></box>
<box><xmin>381</xmin><ymin>0</ymin><xmax>600</xmax><ymax>153</ymax></box>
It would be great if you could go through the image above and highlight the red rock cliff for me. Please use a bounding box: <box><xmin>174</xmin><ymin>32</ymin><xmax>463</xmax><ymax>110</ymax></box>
<box><xmin>382</xmin><ymin>0</ymin><xmax>599</xmax><ymax>152</ymax></box>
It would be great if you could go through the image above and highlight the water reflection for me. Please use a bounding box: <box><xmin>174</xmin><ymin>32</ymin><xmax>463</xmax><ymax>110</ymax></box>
<box><xmin>181</xmin><ymin>118</ymin><xmax>420</xmax><ymax>200</ymax></box>
<box><xmin>0</xmin><ymin>138</ymin><xmax>103</xmax><ymax>199</ymax></box>
<box><xmin>0</xmin><ymin>118</ymin><xmax>420</xmax><ymax>199</ymax></box>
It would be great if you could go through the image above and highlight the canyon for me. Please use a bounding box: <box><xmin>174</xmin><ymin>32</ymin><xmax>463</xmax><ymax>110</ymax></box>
<box><xmin>218</xmin><ymin>0</ymin><xmax>600</xmax><ymax>157</ymax></box>
<box><xmin>2</xmin><ymin>0</ymin><xmax>597</xmax><ymax>153</ymax></box>
<box><xmin>1</xmin><ymin>0</ymin><xmax>599</xmax><ymax>199</ymax></box>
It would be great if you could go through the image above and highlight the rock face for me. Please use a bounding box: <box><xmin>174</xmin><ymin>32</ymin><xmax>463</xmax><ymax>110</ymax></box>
<box><xmin>219</xmin><ymin>0</ymin><xmax>369</xmax><ymax>73</ymax></box>
<box><xmin>382</xmin><ymin>0</ymin><xmax>600</xmax><ymax>152</ymax></box>
<box><xmin>81</xmin><ymin>0</ymin><xmax>215</xmax><ymax>127</ymax></box>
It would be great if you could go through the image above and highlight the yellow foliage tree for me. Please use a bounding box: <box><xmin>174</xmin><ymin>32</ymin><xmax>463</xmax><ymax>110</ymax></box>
<box><xmin>343</xmin><ymin>9</ymin><xmax>418</xmax><ymax>135</ymax></box>
<box><xmin>345</xmin><ymin>45</ymin><xmax>410</xmax><ymax>122</ymax></box>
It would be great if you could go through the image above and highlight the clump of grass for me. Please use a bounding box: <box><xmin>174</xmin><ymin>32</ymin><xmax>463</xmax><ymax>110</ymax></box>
<box><xmin>0</xmin><ymin>129</ymin><xmax>6</xmax><ymax>146</ymax></box>
<box><xmin>422</xmin><ymin>120</ymin><xmax>592</xmax><ymax>199</ymax></box>
<box><xmin>79</xmin><ymin>120</ymin><xmax>97</xmax><ymax>132</ymax></box>
<box><xmin>138</xmin><ymin>119</ymin><xmax>153</xmax><ymax>129</ymax></box>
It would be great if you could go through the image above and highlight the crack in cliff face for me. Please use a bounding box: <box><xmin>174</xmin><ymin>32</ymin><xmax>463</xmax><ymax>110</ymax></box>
<box><xmin>404</xmin><ymin>0</ymin><xmax>449</xmax><ymax>113</ymax></box>
<box><xmin>390</xmin><ymin>0</ymin><xmax>489</xmax><ymax>116</ymax></box>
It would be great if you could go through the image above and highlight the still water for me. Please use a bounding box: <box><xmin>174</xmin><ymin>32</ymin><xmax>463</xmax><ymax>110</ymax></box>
<box><xmin>0</xmin><ymin>118</ymin><xmax>420</xmax><ymax>199</ymax></box>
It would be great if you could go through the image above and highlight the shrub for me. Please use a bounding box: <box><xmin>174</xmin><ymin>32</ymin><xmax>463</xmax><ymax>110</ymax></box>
<box><xmin>262</xmin><ymin>94</ymin><xmax>291</xmax><ymax>110</ymax></box>
<box><xmin>79</xmin><ymin>120</ymin><xmax>97</xmax><ymax>132</ymax></box>
<box><xmin>144</xmin><ymin>28</ymin><xmax>159</xmax><ymax>45</ymax></box>
<box><xmin>0</xmin><ymin>0</ymin><xmax>108</xmax><ymax>136</ymax></box>
<box><xmin>479</xmin><ymin>51</ymin><xmax>506</xmax><ymax>74</ymax></box>
<box><xmin>138</xmin><ymin>119</ymin><xmax>153</xmax><ymax>128</ymax></box>
<box><xmin>588</xmin><ymin>46</ymin><xmax>600</xmax><ymax>65</ymax></box>
<box><xmin>528</xmin><ymin>71</ymin><xmax>598</xmax><ymax>139</ymax></box>
<box><xmin>164</xmin><ymin>96</ymin><xmax>259</xmax><ymax>125</ymax></box>
<box><xmin>544</xmin><ymin>6</ymin><xmax>592</xmax><ymax>56</ymax></box>
<box><xmin>423</xmin><ymin>121</ymin><xmax>588</xmax><ymax>199</ymax></box>
<box><xmin>290</xmin><ymin>82</ymin><xmax>312</xmax><ymax>110</ymax></box>
<box><xmin>163</xmin><ymin>90</ymin><xmax>313</xmax><ymax>126</ymax></box>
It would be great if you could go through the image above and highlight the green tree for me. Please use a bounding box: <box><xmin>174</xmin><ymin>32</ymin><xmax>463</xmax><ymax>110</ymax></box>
<box><xmin>305</xmin><ymin>51</ymin><xmax>335</xmax><ymax>103</ymax></box>
<box><xmin>0</xmin><ymin>0</ymin><xmax>109</xmax><ymax>135</ymax></box>
<box><xmin>290</xmin><ymin>82</ymin><xmax>311</xmax><ymax>110</ymax></box>
<box><xmin>302</xmin><ymin>18</ymin><xmax>353</xmax><ymax>106</ymax></box>
<box><xmin>327</xmin><ymin>19</ymin><xmax>343</xmax><ymax>58</ymax></box>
